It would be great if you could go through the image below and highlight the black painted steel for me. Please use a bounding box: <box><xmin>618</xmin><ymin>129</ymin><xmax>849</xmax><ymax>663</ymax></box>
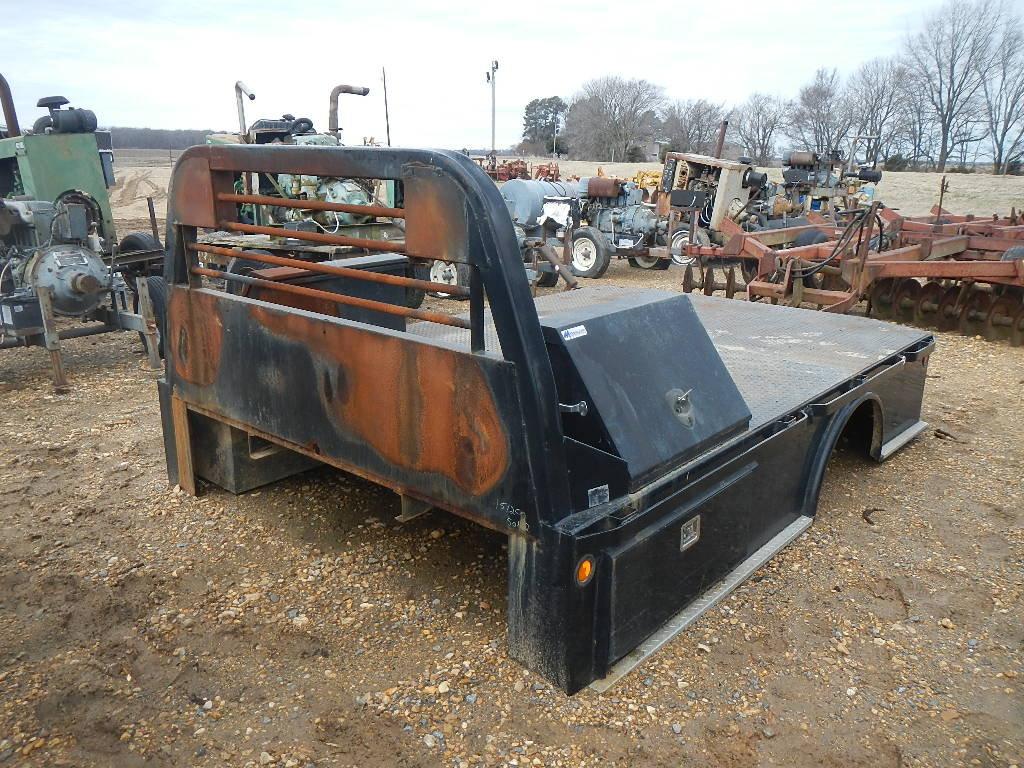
<box><xmin>159</xmin><ymin>145</ymin><xmax>934</xmax><ymax>694</ymax></box>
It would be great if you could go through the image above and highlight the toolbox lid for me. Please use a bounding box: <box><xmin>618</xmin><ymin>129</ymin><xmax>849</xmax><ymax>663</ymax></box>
<box><xmin>539</xmin><ymin>289</ymin><xmax>751</xmax><ymax>488</ymax></box>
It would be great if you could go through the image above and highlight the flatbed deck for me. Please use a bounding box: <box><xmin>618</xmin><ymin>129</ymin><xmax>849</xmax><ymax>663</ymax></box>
<box><xmin>409</xmin><ymin>285</ymin><xmax>930</xmax><ymax>431</ymax></box>
<box><xmin>160</xmin><ymin>146</ymin><xmax>933</xmax><ymax>694</ymax></box>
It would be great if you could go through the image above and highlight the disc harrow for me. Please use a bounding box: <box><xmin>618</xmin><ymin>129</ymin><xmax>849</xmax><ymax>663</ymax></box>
<box><xmin>679</xmin><ymin>203</ymin><xmax>1024</xmax><ymax>345</ymax></box>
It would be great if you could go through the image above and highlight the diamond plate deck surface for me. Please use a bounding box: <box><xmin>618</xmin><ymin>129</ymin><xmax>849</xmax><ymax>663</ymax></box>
<box><xmin>407</xmin><ymin>285</ymin><xmax>930</xmax><ymax>429</ymax></box>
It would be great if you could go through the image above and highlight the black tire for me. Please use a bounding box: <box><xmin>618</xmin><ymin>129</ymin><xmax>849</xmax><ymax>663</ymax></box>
<box><xmin>569</xmin><ymin>227</ymin><xmax>612</xmax><ymax>279</ymax></box>
<box><xmin>627</xmin><ymin>254</ymin><xmax>670</xmax><ymax>270</ymax></box>
<box><xmin>406</xmin><ymin>262</ymin><xmax>430</xmax><ymax>308</ymax></box>
<box><xmin>119</xmin><ymin>231</ymin><xmax>161</xmax><ymax>255</ymax></box>
<box><xmin>789</xmin><ymin>230</ymin><xmax>829</xmax><ymax>289</ymax></box>
<box><xmin>791</xmin><ymin>229</ymin><xmax>829</xmax><ymax>248</ymax></box>
<box><xmin>225</xmin><ymin>250</ymin><xmax>274</xmax><ymax>295</ymax></box>
<box><xmin>529</xmin><ymin>244</ymin><xmax>561</xmax><ymax>287</ymax></box>
<box><xmin>428</xmin><ymin>260</ymin><xmax>471</xmax><ymax>300</ymax></box>
<box><xmin>139</xmin><ymin>275</ymin><xmax>167</xmax><ymax>359</ymax></box>
<box><xmin>536</xmin><ymin>267</ymin><xmax>560</xmax><ymax>287</ymax></box>
<box><xmin>1001</xmin><ymin>246</ymin><xmax>1024</xmax><ymax>261</ymax></box>
<box><xmin>118</xmin><ymin>232</ymin><xmax>162</xmax><ymax>292</ymax></box>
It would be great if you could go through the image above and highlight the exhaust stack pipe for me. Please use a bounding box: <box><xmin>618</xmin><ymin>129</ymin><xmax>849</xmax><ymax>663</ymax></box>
<box><xmin>234</xmin><ymin>81</ymin><xmax>255</xmax><ymax>136</ymax></box>
<box><xmin>713</xmin><ymin>119</ymin><xmax>728</xmax><ymax>159</ymax></box>
<box><xmin>328</xmin><ymin>84</ymin><xmax>370</xmax><ymax>140</ymax></box>
<box><xmin>0</xmin><ymin>73</ymin><xmax>21</xmax><ymax>137</ymax></box>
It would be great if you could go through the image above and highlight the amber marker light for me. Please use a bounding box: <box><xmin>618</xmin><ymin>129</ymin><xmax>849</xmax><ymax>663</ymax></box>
<box><xmin>575</xmin><ymin>555</ymin><xmax>595</xmax><ymax>586</ymax></box>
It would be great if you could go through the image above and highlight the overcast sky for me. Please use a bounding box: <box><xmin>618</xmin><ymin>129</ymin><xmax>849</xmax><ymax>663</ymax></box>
<box><xmin>3</xmin><ymin>0</ymin><xmax>1023</xmax><ymax>149</ymax></box>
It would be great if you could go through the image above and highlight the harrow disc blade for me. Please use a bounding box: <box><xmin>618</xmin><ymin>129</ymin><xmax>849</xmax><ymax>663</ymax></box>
<box><xmin>703</xmin><ymin>266</ymin><xmax>717</xmax><ymax>296</ymax></box>
<box><xmin>985</xmin><ymin>295</ymin><xmax>1023</xmax><ymax>343</ymax></box>
<box><xmin>1012</xmin><ymin>303</ymin><xmax>1024</xmax><ymax>347</ymax></box>
<box><xmin>893</xmin><ymin>279</ymin><xmax>922</xmax><ymax>325</ymax></box>
<box><xmin>935</xmin><ymin>286</ymin><xmax>963</xmax><ymax>332</ymax></box>
<box><xmin>957</xmin><ymin>290</ymin><xmax>992</xmax><ymax>337</ymax></box>
<box><xmin>682</xmin><ymin>265</ymin><xmax>696</xmax><ymax>293</ymax></box>
<box><xmin>740</xmin><ymin>260</ymin><xmax>758</xmax><ymax>285</ymax></box>
<box><xmin>913</xmin><ymin>281</ymin><xmax>946</xmax><ymax>328</ymax></box>
<box><xmin>868</xmin><ymin>278</ymin><xmax>899</xmax><ymax>320</ymax></box>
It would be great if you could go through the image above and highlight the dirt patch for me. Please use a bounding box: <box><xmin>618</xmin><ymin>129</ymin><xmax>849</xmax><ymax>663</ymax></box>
<box><xmin>108</xmin><ymin>167</ymin><xmax>171</xmax><ymax>222</ymax></box>
<box><xmin>0</xmin><ymin>220</ymin><xmax>1021</xmax><ymax>765</ymax></box>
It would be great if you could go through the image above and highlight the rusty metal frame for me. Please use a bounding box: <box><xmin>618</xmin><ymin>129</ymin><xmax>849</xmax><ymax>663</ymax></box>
<box><xmin>162</xmin><ymin>144</ymin><xmax>572</xmax><ymax>532</ymax></box>
<box><xmin>685</xmin><ymin>203</ymin><xmax>1024</xmax><ymax>313</ymax></box>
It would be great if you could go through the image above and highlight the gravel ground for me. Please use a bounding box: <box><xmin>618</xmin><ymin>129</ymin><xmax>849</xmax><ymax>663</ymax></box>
<box><xmin>0</xmin><ymin>251</ymin><xmax>1021</xmax><ymax>766</ymax></box>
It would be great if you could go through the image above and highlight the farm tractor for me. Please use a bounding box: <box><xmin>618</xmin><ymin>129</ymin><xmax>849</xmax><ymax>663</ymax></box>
<box><xmin>206</xmin><ymin>81</ymin><xmax>399</xmax><ymax>231</ymax></box>
<box><xmin>198</xmin><ymin>82</ymin><xmax>436</xmax><ymax>305</ymax></box>
<box><xmin>497</xmin><ymin>149</ymin><xmax>884</xmax><ymax>282</ymax></box>
<box><xmin>0</xmin><ymin>73</ymin><xmax>164</xmax><ymax>390</ymax></box>
<box><xmin>638</xmin><ymin>149</ymin><xmax>882</xmax><ymax>284</ymax></box>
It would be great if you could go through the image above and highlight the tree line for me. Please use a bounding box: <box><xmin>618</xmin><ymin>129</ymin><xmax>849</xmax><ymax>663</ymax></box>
<box><xmin>520</xmin><ymin>0</ymin><xmax>1024</xmax><ymax>173</ymax></box>
<box><xmin>109</xmin><ymin>127</ymin><xmax>214</xmax><ymax>151</ymax></box>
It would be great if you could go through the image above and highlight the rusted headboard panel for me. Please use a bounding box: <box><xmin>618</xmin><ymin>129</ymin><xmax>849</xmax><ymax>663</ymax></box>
<box><xmin>162</xmin><ymin>145</ymin><xmax>572</xmax><ymax>529</ymax></box>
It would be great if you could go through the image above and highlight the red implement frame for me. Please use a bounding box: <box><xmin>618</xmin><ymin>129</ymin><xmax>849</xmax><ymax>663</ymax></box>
<box><xmin>677</xmin><ymin>202</ymin><xmax>1024</xmax><ymax>343</ymax></box>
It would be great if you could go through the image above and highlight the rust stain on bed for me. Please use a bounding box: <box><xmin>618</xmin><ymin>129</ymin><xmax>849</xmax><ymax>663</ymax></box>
<box><xmin>168</xmin><ymin>288</ymin><xmax>224</xmax><ymax>387</ymax></box>
<box><xmin>248</xmin><ymin>305</ymin><xmax>509</xmax><ymax>497</ymax></box>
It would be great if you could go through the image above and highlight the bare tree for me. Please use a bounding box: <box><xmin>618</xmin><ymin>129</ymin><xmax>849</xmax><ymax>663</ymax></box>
<box><xmin>894</xmin><ymin>71</ymin><xmax>939</xmax><ymax>168</ymax></box>
<box><xmin>905</xmin><ymin>0</ymin><xmax>996</xmax><ymax>171</ymax></box>
<box><xmin>786</xmin><ymin>68</ymin><xmax>854</xmax><ymax>157</ymax></box>
<box><xmin>660</xmin><ymin>99</ymin><xmax>726</xmax><ymax>155</ymax></box>
<box><xmin>848</xmin><ymin>58</ymin><xmax>907</xmax><ymax>164</ymax></box>
<box><xmin>733</xmin><ymin>93</ymin><xmax>787</xmax><ymax>165</ymax></box>
<box><xmin>564</xmin><ymin>76</ymin><xmax>665</xmax><ymax>161</ymax></box>
<box><xmin>978</xmin><ymin>9</ymin><xmax>1024</xmax><ymax>173</ymax></box>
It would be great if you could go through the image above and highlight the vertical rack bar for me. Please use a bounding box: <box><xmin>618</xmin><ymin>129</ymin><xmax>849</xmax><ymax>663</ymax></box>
<box><xmin>147</xmin><ymin>196</ymin><xmax>162</xmax><ymax>247</ymax></box>
<box><xmin>470</xmin><ymin>265</ymin><xmax>485</xmax><ymax>353</ymax></box>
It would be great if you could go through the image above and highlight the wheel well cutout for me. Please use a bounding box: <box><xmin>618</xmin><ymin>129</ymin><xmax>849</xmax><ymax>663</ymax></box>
<box><xmin>836</xmin><ymin>400</ymin><xmax>882</xmax><ymax>459</ymax></box>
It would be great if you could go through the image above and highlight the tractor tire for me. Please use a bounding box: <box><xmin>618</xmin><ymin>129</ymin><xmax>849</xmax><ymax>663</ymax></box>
<box><xmin>428</xmin><ymin>260</ymin><xmax>472</xmax><ymax>300</ymax></box>
<box><xmin>791</xmin><ymin>229</ymin><xmax>829</xmax><ymax>248</ymax></box>
<box><xmin>225</xmin><ymin>250</ymin><xmax>274</xmax><ymax>295</ymax></box>
<box><xmin>536</xmin><ymin>268</ymin><xmax>559</xmax><ymax>287</ymax></box>
<box><xmin>1001</xmin><ymin>246</ymin><xmax>1024</xmax><ymax>261</ymax></box>
<box><xmin>526</xmin><ymin>244</ymin><xmax>561</xmax><ymax>287</ymax></box>
<box><xmin>405</xmin><ymin>262</ymin><xmax>431</xmax><ymax>308</ymax></box>
<box><xmin>627</xmin><ymin>253</ymin><xmax>670</xmax><ymax>270</ymax></box>
<box><xmin>119</xmin><ymin>231</ymin><xmax>161</xmax><ymax>255</ymax></box>
<box><xmin>569</xmin><ymin>227</ymin><xmax>612</xmax><ymax>279</ymax></box>
<box><xmin>118</xmin><ymin>232</ymin><xmax>162</xmax><ymax>291</ymax></box>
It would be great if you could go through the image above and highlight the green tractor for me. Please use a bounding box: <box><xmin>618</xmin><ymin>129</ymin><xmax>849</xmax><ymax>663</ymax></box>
<box><xmin>193</xmin><ymin>82</ymin><xmax>439</xmax><ymax>305</ymax></box>
<box><xmin>0</xmin><ymin>73</ymin><xmax>164</xmax><ymax>390</ymax></box>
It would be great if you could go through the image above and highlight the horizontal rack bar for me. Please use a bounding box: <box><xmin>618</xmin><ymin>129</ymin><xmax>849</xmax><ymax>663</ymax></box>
<box><xmin>220</xmin><ymin>220</ymin><xmax>407</xmax><ymax>254</ymax></box>
<box><xmin>190</xmin><ymin>266</ymin><xmax>471</xmax><ymax>329</ymax></box>
<box><xmin>218</xmin><ymin>192</ymin><xmax>404</xmax><ymax>219</ymax></box>
<box><xmin>190</xmin><ymin>243</ymin><xmax>469</xmax><ymax>297</ymax></box>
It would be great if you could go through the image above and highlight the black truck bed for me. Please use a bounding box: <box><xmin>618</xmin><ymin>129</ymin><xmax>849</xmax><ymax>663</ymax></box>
<box><xmin>160</xmin><ymin>146</ymin><xmax>933</xmax><ymax>694</ymax></box>
<box><xmin>409</xmin><ymin>285</ymin><xmax>930</xmax><ymax>431</ymax></box>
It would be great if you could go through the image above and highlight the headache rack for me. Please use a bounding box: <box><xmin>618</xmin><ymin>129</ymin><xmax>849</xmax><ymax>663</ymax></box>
<box><xmin>159</xmin><ymin>145</ymin><xmax>933</xmax><ymax>694</ymax></box>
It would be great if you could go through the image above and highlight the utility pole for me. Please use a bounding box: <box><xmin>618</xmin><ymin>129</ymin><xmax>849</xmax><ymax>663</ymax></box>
<box><xmin>552</xmin><ymin>126</ymin><xmax>559</xmax><ymax>158</ymax></box>
<box><xmin>382</xmin><ymin>67</ymin><xmax>391</xmax><ymax>147</ymax></box>
<box><xmin>486</xmin><ymin>60</ymin><xmax>498</xmax><ymax>154</ymax></box>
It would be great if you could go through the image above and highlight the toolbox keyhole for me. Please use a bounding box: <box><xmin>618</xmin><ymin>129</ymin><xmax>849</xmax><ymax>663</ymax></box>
<box><xmin>666</xmin><ymin>388</ymin><xmax>695</xmax><ymax>429</ymax></box>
